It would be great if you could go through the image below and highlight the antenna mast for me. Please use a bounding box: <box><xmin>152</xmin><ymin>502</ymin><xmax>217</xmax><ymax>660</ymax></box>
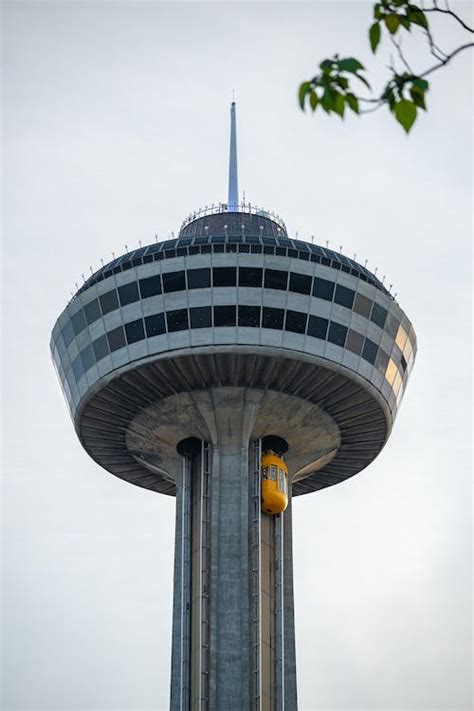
<box><xmin>228</xmin><ymin>101</ymin><xmax>239</xmax><ymax>211</ymax></box>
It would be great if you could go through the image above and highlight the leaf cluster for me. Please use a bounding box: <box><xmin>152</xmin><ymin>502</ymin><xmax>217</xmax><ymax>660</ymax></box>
<box><xmin>299</xmin><ymin>56</ymin><xmax>369</xmax><ymax>119</ymax></box>
<box><xmin>382</xmin><ymin>73</ymin><xmax>429</xmax><ymax>132</ymax></box>
<box><xmin>370</xmin><ymin>0</ymin><xmax>429</xmax><ymax>52</ymax></box>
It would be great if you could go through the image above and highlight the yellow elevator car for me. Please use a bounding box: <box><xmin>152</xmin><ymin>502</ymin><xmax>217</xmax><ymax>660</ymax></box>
<box><xmin>261</xmin><ymin>450</ymin><xmax>288</xmax><ymax>515</ymax></box>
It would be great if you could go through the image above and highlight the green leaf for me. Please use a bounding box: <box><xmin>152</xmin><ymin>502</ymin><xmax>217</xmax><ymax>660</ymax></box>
<box><xmin>394</xmin><ymin>99</ymin><xmax>417</xmax><ymax>132</ymax></box>
<box><xmin>319</xmin><ymin>59</ymin><xmax>333</xmax><ymax>71</ymax></box>
<box><xmin>408</xmin><ymin>7</ymin><xmax>428</xmax><ymax>28</ymax></box>
<box><xmin>346</xmin><ymin>93</ymin><xmax>359</xmax><ymax>114</ymax></box>
<box><xmin>338</xmin><ymin>57</ymin><xmax>365</xmax><ymax>73</ymax></box>
<box><xmin>298</xmin><ymin>82</ymin><xmax>311</xmax><ymax>110</ymax></box>
<box><xmin>413</xmin><ymin>77</ymin><xmax>429</xmax><ymax>92</ymax></box>
<box><xmin>354</xmin><ymin>72</ymin><xmax>371</xmax><ymax>90</ymax></box>
<box><xmin>320</xmin><ymin>89</ymin><xmax>336</xmax><ymax>113</ymax></box>
<box><xmin>333</xmin><ymin>93</ymin><xmax>346</xmax><ymax>118</ymax></box>
<box><xmin>385</xmin><ymin>13</ymin><xmax>400</xmax><ymax>33</ymax></box>
<box><xmin>369</xmin><ymin>22</ymin><xmax>381</xmax><ymax>53</ymax></box>
<box><xmin>309</xmin><ymin>91</ymin><xmax>319</xmax><ymax>111</ymax></box>
<box><xmin>336</xmin><ymin>76</ymin><xmax>349</xmax><ymax>89</ymax></box>
<box><xmin>410</xmin><ymin>85</ymin><xmax>426</xmax><ymax>110</ymax></box>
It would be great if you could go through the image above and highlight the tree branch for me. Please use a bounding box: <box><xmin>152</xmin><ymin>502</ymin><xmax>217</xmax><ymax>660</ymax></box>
<box><xmin>420</xmin><ymin>42</ymin><xmax>474</xmax><ymax>77</ymax></box>
<box><xmin>423</xmin><ymin>7</ymin><xmax>474</xmax><ymax>33</ymax></box>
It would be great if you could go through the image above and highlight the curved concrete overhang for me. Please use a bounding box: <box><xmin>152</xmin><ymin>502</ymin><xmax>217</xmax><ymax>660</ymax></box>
<box><xmin>75</xmin><ymin>344</ymin><xmax>392</xmax><ymax>497</ymax></box>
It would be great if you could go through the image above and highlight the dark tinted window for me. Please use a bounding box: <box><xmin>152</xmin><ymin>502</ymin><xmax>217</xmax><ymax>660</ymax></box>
<box><xmin>92</xmin><ymin>334</ymin><xmax>109</xmax><ymax>361</ymax></box>
<box><xmin>289</xmin><ymin>272</ymin><xmax>312</xmax><ymax>295</ymax></box>
<box><xmin>139</xmin><ymin>275</ymin><xmax>162</xmax><ymax>299</ymax></box>
<box><xmin>385</xmin><ymin>313</ymin><xmax>399</xmax><ymax>338</ymax></box>
<box><xmin>239</xmin><ymin>267</ymin><xmax>263</xmax><ymax>287</ymax></box>
<box><xmin>334</xmin><ymin>285</ymin><xmax>355</xmax><ymax>309</ymax></box>
<box><xmin>262</xmin><ymin>307</ymin><xmax>284</xmax><ymax>330</ymax></box>
<box><xmin>72</xmin><ymin>355</ymin><xmax>84</xmax><ymax>380</ymax></box>
<box><xmin>362</xmin><ymin>337</ymin><xmax>378</xmax><ymax>364</ymax></box>
<box><xmin>346</xmin><ymin>329</ymin><xmax>364</xmax><ymax>355</ymax></box>
<box><xmin>285</xmin><ymin>310</ymin><xmax>307</xmax><ymax>334</ymax></box>
<box><xmin>100</xmin><ymin>289</ymin><xmax>119</xmax><ymax>315</ymax></box>
<box><xmin>145</xmin><ymin>313</ymin><xmax>166</xmax><ymax>337</ymax></box>
<box><xmin>376</xmin><ymin>348</ymin><xmax>389</xmax><ymax>375</ymax></box>
<box><xmin>71</xmin><ymin>309</ymin><xmax>86</xmax><ymax>335</ymax></box>
<box><xmin>107</xmin><ymin>325</ymin><xmax>126</xmax><ymax>352</ymax></box>
<box><xmin>167</xmin><ymin>308</ymin><xmax>189</xmax><ymax>332</ymax></box>
<box><xmin>353</xmin><ymin>293</ymin><xmax>372</xmax><ymax>318</ymax></box>
<box><xmin>307</xmin><ymin>315</ymin><xmax>328</xmax><ymax>340</ymax></box>
<box><xmin>162</xmin><ymin>271</ymin><xmax>186</xmax><ymax>293</ymax></box>
<box><xmin>125</xmin><ymin>319</ymin><xmax>145</xmax><ymax>344</ymax></box>
<box><xmin>213</xmin><ymin>267</ymin><xmax>237</xmax><ymax>287</ymax></box>
<box><xmin>187</xmin><ymin>268</ymin><xmax>211</xmax><ymax>289</ymax></box>
<box><xmin>328</xmin><ymin>322</ymin><xmax>347</xmax><ymax>347</ymax></box>
<box><xmin>238</xmin><ymin>305</ymin><xmax>261</xmax><ymax>327</ymax></box>
<box><xmin>214</xmin><ymin>305</ymin><xmax>236</xmax><ymax>326</ymax></box>
<box><xmin>264</xmin><ymin>269</ymin><xmax>288</xmax><ymax>291</ymax></box>
<box><xmin>190</xmin><ymin>306</ymin><xmax>212</xmax><ymax>329</ymax></box>
<box><xmin>118</xmin><ymin>282</ymin><xmax>140</xmax><ymax>306</ymax></box>
<box><xmin>313</xmin><ymin>277</ymin><xmax>334</xmax><ymax>301</ymax></box>
<box><xmin>371</xmin><ymin>302</ymin><xmax>388</xmax><ymax>329</ymax></box>
<box><xmin>62</xmin><ymin>320</ymin><xmax>75</xmax><ymax>347</ymax></box>
<box><xmin>84</xmin><ymin>299</ymin><xmax>101</xmax><ymax>325</ymax></box>
<box><xmin>400</xmin><ymin>354</ymin><xmax>407</xmax><ymax>372</ymax></box>
<box><xmin>80</xmin><ymin>344</ymin><xmax>95</xmax><ymax>371</ymax></box>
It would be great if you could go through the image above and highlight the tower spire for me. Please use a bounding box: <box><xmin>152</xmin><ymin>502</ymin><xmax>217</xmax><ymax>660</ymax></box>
<box><xmin>228</xmin><ymin>101</ymin><xmax>239</xmax><ymax>211</ymax></box>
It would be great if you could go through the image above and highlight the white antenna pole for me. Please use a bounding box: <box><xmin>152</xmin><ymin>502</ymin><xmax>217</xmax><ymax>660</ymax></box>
<box><xmin>228</xmin><ymin>101</ymin><xmax>239</xmax><ymax>211</ymax></box>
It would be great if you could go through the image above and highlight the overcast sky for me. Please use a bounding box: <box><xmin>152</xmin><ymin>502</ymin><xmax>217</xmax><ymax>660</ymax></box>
<box><xmin>2</xmin><ymin>2</ymin><xmax>472</xmax><ymax>710</ymax></box>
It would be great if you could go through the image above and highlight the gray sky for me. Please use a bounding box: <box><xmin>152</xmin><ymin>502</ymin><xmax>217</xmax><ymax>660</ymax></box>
<box><xmin>2</xmin><ymin>2</ymin><xmax>472</xmax><ymax>709</ymax></box>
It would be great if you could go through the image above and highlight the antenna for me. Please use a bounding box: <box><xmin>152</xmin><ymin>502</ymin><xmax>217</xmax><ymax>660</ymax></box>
<box><xmin>228</xmin><ymin>101</ymin><xmax>239</xmax><ymax>211</ymax></box>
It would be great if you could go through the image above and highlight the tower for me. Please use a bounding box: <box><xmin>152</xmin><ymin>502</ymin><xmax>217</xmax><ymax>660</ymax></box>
<box><xmin>50</xmin><ymin>103</ymin><xmax>416</xmax><ymax>710</ymax></box>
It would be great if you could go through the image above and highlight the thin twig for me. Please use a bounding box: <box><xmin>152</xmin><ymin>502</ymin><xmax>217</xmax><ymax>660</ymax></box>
<box><xmin>420</xmin><ymin>42</ymin><xmax>474</xmax><ymax>76</ymax></box>
<box><xmin>390</xmin><ymin>35</ymin><xmax>414</xmax><ymax>73</ymax></box>
<box><xmin>424</xmin><ymin>7</ymin><xmax>474</xmax><ymax>33</ymax></box>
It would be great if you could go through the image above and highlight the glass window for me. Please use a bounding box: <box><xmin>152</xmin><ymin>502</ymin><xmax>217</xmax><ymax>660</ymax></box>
<box><xmin>307</xmin><ymin>315</ymin><xmax>328</xmax><ymax>340</ymax></box>
<box><xmin>385</xmin><ymin>313</ymin><xmax>399</xmax><ymax>338</ymax></box>
<box><xmin>214</xmin><ymin>305</ymin><xmax>236</xmax><ymax>327</ymax></box>
<box><xmin>162</xmin><ymin>271</ymin><xmax>186</xmax><ymax>293</ymax></box>
<box><xmin>393</xmin><ymin>370</ymin><xmax>403</xmax><ymax>396</ymax></box>
<box><xmin>167</xmin><ymin>308</ymin><xmax>189</xmax><ymax>332</ymax></box>
<box><xmin>84</xmin><ymin>299</ymin><xmax>101</xmax><ymax>325</ymax></box>
<box><xmin>62</xmin><ymin>320</ymin><xmax>75</xmax><ymax>347</ymax></box>
<box><xmin>145</xmin><ymin>313</ymin><xmax>166</xmax><ymax>337</ymax></box>
<box><xmin>334</xmin><ymin>285</ymin><xmax>355</xmax><ymax>309</ymax></box>
<box><xmin>264</xmin><ymin>269</ymin><xmax>288</xmax><ymax>291</ymax></box>
<box><xmin>239</xmin><ymin>267</ymin><xmax>263</xmax><ymax>287</ymax></box>
<box><xmin>139</xmin><ymin>275</ymin><xmax>162</xmax><ymax>299</ymax></box>
<box><xmin>80</xmin><ymin>344</ymin><xmax>95</xmax><ymax>371</ymax></box>
<box><xmin>107</xmin><ymin>325</ymin><xmax>126</xmax><ymax>352</ymax></box>
<box><xmin>71</xmin><ymin>355</ymin><xmax>84</xmax><ymax>380</ymax></box>
<box><xmin>285</xmin><ymin>310</ymin><xmax>307</xmax><ymax>334</ymax></box>
<box><xmin>328</xmin><ymin>322</ymin><xmax>347</xmax><ymax>347</ymax></box>
<box><xmin>400</xmin><ymin>354</ymin><xmax>408</xmax><ymax>373</ymax></box>
<box><xmin>289</xmin><ymin>272</ymin><xmax>312</xmax><ymax>295</ymax></box>
<box><xmin>118</xmin><ymin>281</ymin><xmax>140</xmax><ymax>306</ymax></box>
<box><xmin>375</xmin><ymin>347</ymin><xmax>389</xmax><ymax>375</ymax></box>
<box><xmin>271</xmin><ymin>465</ymin><xmax>277</xmax><ymax>481</ymax></box>
<box><xmin>71</xmin><ymin>309</ymin><xmax>86</xmax><ymax>335</ymax></box>
<box><xmin>100</xmin><ymin>289</ymin><xmax>119</xmax><ymax>315</ymax></box>
<box><xmin>371</xmin><ymin>302</ymin><xmax>388</xmax><ymax>329</ymax></box>
<box><xmin>346</xmin><ymin>329</ymin><xmax>364</xmax><ymax>355</ymax></box>
<box><xmin>213</xmin><ymin>267</ymin><xmax>237</xmax><ymax>287</ymax></box>
<box><xmin>403</xmin><ymin>336</ymin><xmax>413</xmax><ymax>361</ymax></box>
<box><xmin>395</xmin><ymin>324</ymin><xmax>408</xmax><ymax>351</ymax></box>
<box><xmin>353</xmin><ymin>293</ymin><xmax>372</xmax><ymax>318</ymax></box>
<box><xmin>125</xmin><ymin>318</ymin><xmax>145</xmax><ymax>344</ymax></box>
<box><xmin>385</xmin><ymin>358</ymin><xmax>398</xmax><ymax>385</ymax></box>
<box><xmin>313</xmin><ymin>277</ymin><xmax>335</xmax><ymax>301</ymax></box>
<box><xmin>187</xmin><ymin>268</ymin><xmax>211</xmax><ymax>289</ymax></box>
<box><xmin>262</xmin><ymin>307</ymin><xmax>284</xmax><ymax>330</ymax></box>
<box><xmin>238</xmin><ymin>305</ymin><xmax>261</xmax><ymax>327</ymax></box>
<box><xmin>92</xmin><ymin>334</ymin><xmax>109</xmax><ymax>361</ymax></box>
<box><xmin>362</xmin><ymin>337</ymin><xmax>378</xmax><ymax>364</ymax></box>
<box><xmin>190</xmin><ymin>306</ymin><xmax>212</xmax><ymax>329</ymax></box>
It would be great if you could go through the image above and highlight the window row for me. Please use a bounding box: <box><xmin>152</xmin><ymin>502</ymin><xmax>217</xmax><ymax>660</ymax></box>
<box><xmin>61</xmin><ymin>267</ymin><xmax>392</xmax><ymax>347</ymax></box>
<box><xmin>76</xmin><ymin>240</ymin><xmax>389</xmax><ymax>299</ymax></box>
<box><xmin>67</xmin><ymin>304</ymin><xmax>404</xmax><ymax>386</ymax></box>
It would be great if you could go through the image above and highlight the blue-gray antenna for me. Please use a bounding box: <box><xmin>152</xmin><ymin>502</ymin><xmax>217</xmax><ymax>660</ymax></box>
<box><xmin>228</xmin><ymin>101</ymin><xmax>239</xmax><ymax>211</ymax></box>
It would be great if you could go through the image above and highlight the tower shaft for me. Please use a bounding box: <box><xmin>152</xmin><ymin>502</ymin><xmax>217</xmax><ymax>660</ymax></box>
<box><xmin>170</xmin><ymin>390</ymin><xmax>297</xmax><ymax>710</ymax></box>
<box><xmin>228</xmin><ymin>101</ymin><xmax>239</xmax><ymax>211</ymax></box>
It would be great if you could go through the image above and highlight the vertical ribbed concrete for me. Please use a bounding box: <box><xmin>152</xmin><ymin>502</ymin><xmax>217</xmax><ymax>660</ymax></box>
<box><xmin>170</xmin><ymin>389</ymin><xmax>298</xmax><ymax>710</ymax></box>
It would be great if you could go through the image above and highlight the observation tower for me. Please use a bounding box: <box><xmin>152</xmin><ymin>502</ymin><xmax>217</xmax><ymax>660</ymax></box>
<box><xmin>50</xmin><ymin>102</ymin><xmax>417</xmax><ymax>710</ymax></box>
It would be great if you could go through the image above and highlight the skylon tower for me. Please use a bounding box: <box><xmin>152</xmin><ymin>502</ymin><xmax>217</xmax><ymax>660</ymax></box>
<box><xmin>51</xmin><ymin>102</ymin><xmax>417</xmax><ymax>710</ymax></box>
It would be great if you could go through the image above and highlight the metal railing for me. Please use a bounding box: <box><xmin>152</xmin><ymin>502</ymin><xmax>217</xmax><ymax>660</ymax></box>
<box><xmin>179</xmin><ymin>202</ymin><xmax>287</xmax><ymax>233</ymax></box>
